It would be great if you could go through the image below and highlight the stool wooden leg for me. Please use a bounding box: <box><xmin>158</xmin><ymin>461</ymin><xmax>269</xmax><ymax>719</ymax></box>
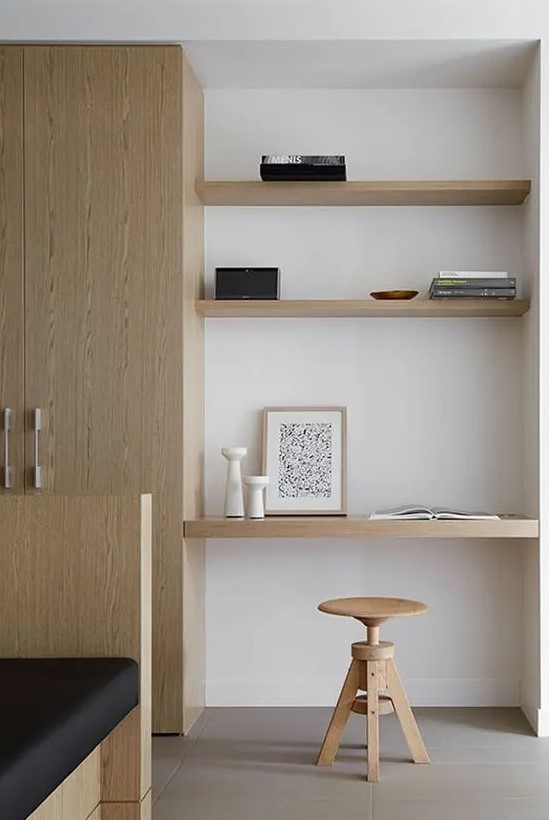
<box><xmin>377</xmin><ymin>660</ymin><xmax>387</xmax><ymax>692</ymax></box>
<box><xmin>317</xmin><ymin>659</ymin><xmax>360</xmax><ymax>766</ymax></box>
<box><xmin>359</xmin><ymin>660</ymin><xmax>368</xmax><ymax>752</ymax></box>
<box><xmin>386</xmin><ymin>659</ymin><xmax>430</xmax><ymax>764</ymax></box>
<box><xmin>359</xmin><ymin>661</ymin><xmax>367</xmax><ymax>692</ymax></box>
<box><xmin>366</xmin><ymin>661</ymin><xmax>379</xmax><ymax>781</ymax></box>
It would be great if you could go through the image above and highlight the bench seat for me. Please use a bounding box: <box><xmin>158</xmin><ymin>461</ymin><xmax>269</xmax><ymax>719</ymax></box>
<box><xmin>0</xmin><ymin>657</ymin><xmax>139</xmax><ymax>820</ymax></box>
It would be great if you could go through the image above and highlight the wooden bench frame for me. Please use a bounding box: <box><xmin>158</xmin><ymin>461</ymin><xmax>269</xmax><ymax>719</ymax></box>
<box><xmin>0</xmin><ymin>494</ymin><xmax>152</xmax><ymax>820</ymax></box>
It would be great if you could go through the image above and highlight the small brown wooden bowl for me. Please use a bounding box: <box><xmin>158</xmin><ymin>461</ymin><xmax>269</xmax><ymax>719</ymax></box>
<box><xmin>370</xmin><ymin>290</ymin><xmax>419</xmax><ymax>300</ymax></box>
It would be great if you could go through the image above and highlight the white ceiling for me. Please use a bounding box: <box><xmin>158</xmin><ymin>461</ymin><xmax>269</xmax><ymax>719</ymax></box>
<box><xmin>184</xmin><ymin>39</ymin><xmax>537</xmax><ymax>89</ymax></box>
<box><xmin>0</xmin><ymin>0</ymin><xmax>546</xmax><ymax>42</ymax></box>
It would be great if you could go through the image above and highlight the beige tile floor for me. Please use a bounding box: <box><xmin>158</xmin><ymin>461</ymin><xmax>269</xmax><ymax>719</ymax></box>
<box><xmin>152</xmin><ymin>707</ymin><xmax>549</xmax><ymax>819</ymax></box>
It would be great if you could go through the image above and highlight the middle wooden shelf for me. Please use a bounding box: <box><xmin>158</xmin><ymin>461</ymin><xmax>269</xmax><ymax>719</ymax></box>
<box><xmin>196</xmin><ymin>299</ymin><xmax>530</xmax><ymax>319</ymax></box>
<box><xmin>184</xmin><ymin>515</ymin><xmax>539</xmax><ymax>540</ymax></box>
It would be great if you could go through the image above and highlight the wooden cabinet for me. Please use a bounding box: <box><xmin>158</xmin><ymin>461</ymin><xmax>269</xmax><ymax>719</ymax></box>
<box><xmin>24</xmin><ymin>46</ymin><xmax>183</xmax><ymax>498</ymax></box>
<box><xmin>0</xmin><ymin>45</ymin><xmax>205</xmax><ymax>733</ymax></box>
<box><xmin>0</xmin><ymin>47</ymin><xmax>24</xmax><ymax>494</ymax></box>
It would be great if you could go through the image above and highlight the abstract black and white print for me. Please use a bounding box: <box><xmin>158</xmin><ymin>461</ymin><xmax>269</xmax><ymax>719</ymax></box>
<box><xmin>278</xmin><ymin>422</ymin><xmax>333</xmax><ymax>498</ymax></box>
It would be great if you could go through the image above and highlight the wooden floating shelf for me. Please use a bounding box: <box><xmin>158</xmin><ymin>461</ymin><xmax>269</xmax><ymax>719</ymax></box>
<box><xmin>198</xmin><ymin>180</ymin><xmax>531</xmax><ymax>207</ymax></box>
<box><xmin>184</xmin><ymin>515</ymin><xmax>539</xmax><ymax>540</ymax></box>
<box><xmin>196</xmin><ymin>299</ymin><xmax>530</xmax><ymax>319</ymax></box>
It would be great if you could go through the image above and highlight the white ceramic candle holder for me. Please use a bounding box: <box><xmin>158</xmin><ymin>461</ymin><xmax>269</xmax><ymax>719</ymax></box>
<box><xmin>243</xmin><ymin>476</ymin><xmax>270</xmax><ymax>519</ymax></box>
<box><xmin>221</xmin><ymin>447</ymin><xmax>247</xmax><ymax>518</ymax></box>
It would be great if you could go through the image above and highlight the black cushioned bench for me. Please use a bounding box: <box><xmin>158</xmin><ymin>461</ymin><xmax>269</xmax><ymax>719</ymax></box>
<box><xmin>0</xmin><ymin>657</ymin><xmax>139</xmax><ymax>820</ymax></box>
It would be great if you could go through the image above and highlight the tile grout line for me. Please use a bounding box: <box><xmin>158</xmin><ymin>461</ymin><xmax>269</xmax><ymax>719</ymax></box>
<box><xmin>153</xmin><ymin>708</ymin><xmax>218</xmax><ymax>805</ymax></box>
<box><xmin>153</xmin><ymin>759</ymin><xmax>183</xmax><ymax>806</ymax></box>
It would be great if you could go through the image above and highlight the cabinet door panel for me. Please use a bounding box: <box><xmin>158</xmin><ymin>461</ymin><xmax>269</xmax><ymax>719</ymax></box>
<box><xmin>0</xmin><ymin>47</ymin><xmax>24</xmax><ymax>494</ymax></box>
<box><xmin>24</xmin><ymin>46</ymin><xmax>183</xmax><ymax>495</ymax></box>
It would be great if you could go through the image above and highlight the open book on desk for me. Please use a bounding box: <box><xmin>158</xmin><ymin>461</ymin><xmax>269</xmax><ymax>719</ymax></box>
<box><xmin>369</xmin><ymin>505</ymin><xmax>500</xmax><ymax>521</ymax></box>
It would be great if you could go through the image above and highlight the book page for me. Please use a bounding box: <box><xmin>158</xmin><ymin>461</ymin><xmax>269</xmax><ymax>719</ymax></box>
<box><xmin>369</xmin><ymin>506</ymin><xmax>433</xmax><ymax>520</ymax></box>
<box><xmin>432</xmin><ymin>508</ymin><xmax>500</xmax><ymax>520</ymax></box>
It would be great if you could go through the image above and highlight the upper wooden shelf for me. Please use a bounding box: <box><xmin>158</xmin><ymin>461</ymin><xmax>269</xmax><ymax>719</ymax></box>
<box><xmin>198</xmin><ymin>180</ymin><xmax>531</xmax><ymax>207</ymax></box>
<box><xmin>184</xmin><ymin>515</ymin><xmax>538</xmax><ymax>540</ymax></box>
<box><xmin>196</xmin><ymin>299</ymin><xmax>530</xmax><ymax>319</ymax></box>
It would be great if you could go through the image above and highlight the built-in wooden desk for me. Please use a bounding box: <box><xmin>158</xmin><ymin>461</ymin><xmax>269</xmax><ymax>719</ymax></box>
<box><xmin>184</xmin><ymin>515</ymin><xmax>539</xmax><ymax>540</ymax></box>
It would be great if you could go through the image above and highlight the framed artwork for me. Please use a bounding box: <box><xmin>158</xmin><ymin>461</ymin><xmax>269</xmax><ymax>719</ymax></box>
<box><xmin>262</xmin><ymin>407</ymin><xmax>347</xmax><ymax>516</ymax></box>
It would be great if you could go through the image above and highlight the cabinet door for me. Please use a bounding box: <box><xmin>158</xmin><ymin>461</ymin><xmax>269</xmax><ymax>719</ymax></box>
<box><xmin>0</xmin><ymin>47</ymin><xmax>24</xmax><ymax>494</ymax></box>
<box><xmin>23</xmin><ymin>46</ymin><xmax>183</xmax><ymax>495</ymax></box>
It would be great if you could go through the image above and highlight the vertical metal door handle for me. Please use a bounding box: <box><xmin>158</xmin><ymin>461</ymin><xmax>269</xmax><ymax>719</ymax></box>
<box><xmin>3</xmin><ymin>408</ymin><xmax>12</xmax><ymax>489</ymax></box>
<box><xmin>33</xmin><ymin>408</ymin><xmax>42</xmax><ymax>489</ymax></box>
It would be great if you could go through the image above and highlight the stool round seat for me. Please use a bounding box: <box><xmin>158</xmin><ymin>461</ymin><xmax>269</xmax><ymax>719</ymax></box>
<box><xmin>318</xmin><ymin>597</ymin><xmax>428</xmax><ymax>625</ymax></box>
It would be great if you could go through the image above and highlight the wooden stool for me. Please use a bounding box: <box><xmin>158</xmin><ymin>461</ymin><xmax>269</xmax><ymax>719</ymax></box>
<box><xmin>316</xmin><ymin>597</ymin><xmax>430</xmax><ymax>781</ymax></box>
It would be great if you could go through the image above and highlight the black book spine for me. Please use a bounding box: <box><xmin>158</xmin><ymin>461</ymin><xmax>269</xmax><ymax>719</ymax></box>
<box><xmin>430</xmin><ymin>289</ymin><xmax>516</xmax><ymax>299</ymax></box>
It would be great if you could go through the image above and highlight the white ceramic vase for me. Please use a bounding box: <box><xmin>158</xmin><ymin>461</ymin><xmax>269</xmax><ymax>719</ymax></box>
<box><xmin>243</xmin><ymin>476</ymin><xmax>270</xmax><ymax>519</ymax></box>
<box><xmin>221</xmin><ymin>447</ymin><xmax>247</xmax><ymax>518</ymax></box>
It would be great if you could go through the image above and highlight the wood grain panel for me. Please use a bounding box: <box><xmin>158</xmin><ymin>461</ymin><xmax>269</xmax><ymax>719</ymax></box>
<box><xmin>27</xmin><ymin>748</ymin><xmax>100</xmax><ymax>820</ymax></box>
<box><xmin>0</xmin><ymin>46</ymin><xmax>24</xmax><ymax>494</ymax></box>
<box><xmin>0</xmin><ymin>494</ymin><xmax>152</xmax><ymax>800</ymax></box>
<box><xmin>196</xmin><ymin>298</ymin><xmax>531</xmax><ymax>318</ymax></box>
<box><xmin>140</xmin><ymin>494</ymin><xmax>153</xmax><ymax>787</ymax></box>
<box><xmin>101</xmin><ymin>791</ymin><xmax>151</xmax><ymax>820</ymax></box>
<box><xmin>101</xmin><ymin>496</ymin><xmax>151</xmax><ymax>801</ymax></box>
<box><xmin>199</xmin><ymin>179</ymin><xmax>531</xmax><ymax>207</ymax></box>
<box><xmin>183</xmin><ymin>536</ymin><xmax>205</xmax><ymax>731</ymax></box>
<box><xmin>134</xmin><ymin>43</ymin><xmax>185</xmax><ymax>732</ymax></box>
<box><xmin>23</xmin><ymin>46</ymin><xmax>188</xmax><ymax>732</ymax></box>
<box><xmin>184</xmin><ymin>515</ymin><xmax>539</xmax><ymax>539</ymax></box>
<box><xmin>24</xmin><ymin>45</ymin><xmax>183</xmax><ymax>494</ymax></box>
<box><xmin>181</xmin><ymin>51</ymin><xmax>206</xmax><ymax>734</ymax></box>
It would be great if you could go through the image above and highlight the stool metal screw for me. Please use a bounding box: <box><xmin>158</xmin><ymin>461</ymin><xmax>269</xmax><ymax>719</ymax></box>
<box><xmin>316</xmin><ymin>597</ymin><xmax>430</xmax><ymax>781</ymax></box>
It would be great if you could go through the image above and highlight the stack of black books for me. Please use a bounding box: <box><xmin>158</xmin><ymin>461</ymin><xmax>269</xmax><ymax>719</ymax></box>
<box><xmin>429</xmin><ymin>272</ymin><xmax>516</xmax><ymax>300</ymax></box>
<box><xmin>260</xmin><ymin>155</ymin><xmax>346</xmax><ymax>181</ymax></box>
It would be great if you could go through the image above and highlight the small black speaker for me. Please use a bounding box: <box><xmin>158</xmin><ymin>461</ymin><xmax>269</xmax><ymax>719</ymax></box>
<box><xmin>215</xmin><ymin>267</ymin><xmax>280</xmax><ymax>300</ymax></box>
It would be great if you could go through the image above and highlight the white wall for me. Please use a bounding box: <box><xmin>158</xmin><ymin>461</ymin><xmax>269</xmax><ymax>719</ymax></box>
<box><xmin>206</xmin><ymin>90</ymin><xmax>524</xmax><ymax>180</ymax></box>
<box><xmin>204</xmin><ymin>88</ymin><xmax>526</xmax><ymax>706</ymax></box>
<box><xmin>537</xmin><ymin>43</ymin><xmax>549</xmax><ymax>732</ymax></box>
<box><xmin>521</xmin><ymin>48</ymin><xmax>541</xmax><ymax>728</ymax></box>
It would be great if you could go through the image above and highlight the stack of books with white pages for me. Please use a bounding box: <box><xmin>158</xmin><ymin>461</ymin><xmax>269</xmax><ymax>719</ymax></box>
<box><xmin>429</xmin><ymin>271</ymin><xmax>515</xmax><ymax>300</ymax></box>
<box><xmin>369</xmin><ymin>506</ymin><xmax>500</xmax><ymax>521</ymax></box>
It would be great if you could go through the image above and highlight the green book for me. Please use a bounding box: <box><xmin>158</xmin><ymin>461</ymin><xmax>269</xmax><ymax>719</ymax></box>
<box><xmin>433</xmin><ymin>277</ymin><xmax>515</xmax><ymax>288</ymax></box>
